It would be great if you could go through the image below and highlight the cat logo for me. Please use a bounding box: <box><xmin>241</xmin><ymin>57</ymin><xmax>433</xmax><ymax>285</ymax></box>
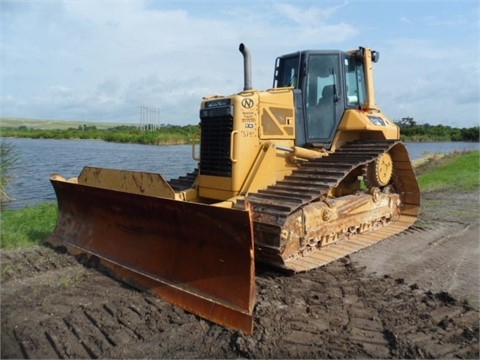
<box><xmin>241</xmin><ymin>98</ymin><xmax>254</xmax><ymax>109</ymax></box>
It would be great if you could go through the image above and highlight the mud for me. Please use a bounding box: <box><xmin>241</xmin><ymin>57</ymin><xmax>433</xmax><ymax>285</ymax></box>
<box><xmin>1</xmin><ymin>189</ymin><xmax>479</xmax><ymax>359</ymax></box>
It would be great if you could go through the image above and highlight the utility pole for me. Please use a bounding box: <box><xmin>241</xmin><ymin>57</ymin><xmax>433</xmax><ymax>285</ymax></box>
<box><xmin>139</xmin><ymin>105</ymin><xmax>161</xmax><ymax>131</ymax></box>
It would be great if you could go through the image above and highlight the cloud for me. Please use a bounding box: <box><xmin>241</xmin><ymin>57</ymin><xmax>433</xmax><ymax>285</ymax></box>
<box><xmin>1</xmin><ymin>1</ymin><xmax>360</xmax><ymax>124</ymax></box>
<box><xmin>375</xmin><ymin>38</ymin><xmax>479</xmax><ymax>126</ymax></box>
<box><xmin>1</xmin><ymin>1</ymin><xmax>478</xmax><ymax>128</ymax></box>
<box><xmin>399</xmin><ymin>17</ymin><xmax>411</xmax><ymax>24</ymax></box>
<box><xmin>96</xmin><ymin>79</ymin><xmax>121</xmax><ymax>97</ymax></box>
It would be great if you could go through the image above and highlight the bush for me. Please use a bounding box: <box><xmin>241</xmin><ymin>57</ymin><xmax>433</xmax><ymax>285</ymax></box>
<box><xmin>0</xmin><ymin>140</ymin><xmax>19</xmax><ymax>207</ymax></box>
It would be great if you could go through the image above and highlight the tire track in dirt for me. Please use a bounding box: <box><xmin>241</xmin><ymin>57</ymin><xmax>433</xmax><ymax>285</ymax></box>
<box><xmin>1</xmin><ymin>246</ymin><xmax>77</xmax><ymax>282</ymax></box>
<box><xmin>1</xmin><ymin>247</ymin><xmax>478</xmax><ymax>358</ymax></box>
<box><xmin>351</xmin><ymin>220</ymin><xmax>480</xmax><ymax>310</ymax></box>
<box><xmin>234</xmin><ymin>257</ymin><xmax>478</xmax><ymax>359</ymax></box>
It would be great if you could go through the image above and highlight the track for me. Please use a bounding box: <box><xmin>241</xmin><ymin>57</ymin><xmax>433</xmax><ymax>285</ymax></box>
<box><xmin>234</xmin><ymin>139</ymin><xmax>420</xmax><ymax>270</ymax></box>
<box><xmin>168</xmin><ymin>169</ymin><xmax>198</xmax><ymax>191</ymax></box>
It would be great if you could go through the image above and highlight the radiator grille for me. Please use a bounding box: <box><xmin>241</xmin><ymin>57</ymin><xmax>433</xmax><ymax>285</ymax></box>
<box><xmin>200</xmin><ymin>111</ymin><xmax>233</xmax><ymax>177</ymax></box>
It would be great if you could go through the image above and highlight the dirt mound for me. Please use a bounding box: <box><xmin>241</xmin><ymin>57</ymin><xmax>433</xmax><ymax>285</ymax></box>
<box><xmin>1</xmin><ymin>189</ymin><xmax>479</xmax><ymax>359</ymax></box>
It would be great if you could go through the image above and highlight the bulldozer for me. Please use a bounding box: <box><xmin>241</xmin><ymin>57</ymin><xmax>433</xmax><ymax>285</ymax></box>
<box><xmin>48</xmin><ymin>44</ymin><xmax>420</xmax><ymax>335</ymax></box>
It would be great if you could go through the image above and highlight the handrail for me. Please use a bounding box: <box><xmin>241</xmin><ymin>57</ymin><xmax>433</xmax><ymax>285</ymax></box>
<box><xmin>192</xmin><ymin>132</ymin><xmax>200</xmax><ymax>161</ymax></box>
<box><xmin>230</xmin><ymin>131</ymin><xmax>239</xmax><ymax>163</ymax></box>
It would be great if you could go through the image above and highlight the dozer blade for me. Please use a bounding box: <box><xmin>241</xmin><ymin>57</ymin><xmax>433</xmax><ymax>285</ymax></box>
<box><xmin>47</xmin><ymin>176</ymin><xmax>255</xmax><ymax>334</ymax></box>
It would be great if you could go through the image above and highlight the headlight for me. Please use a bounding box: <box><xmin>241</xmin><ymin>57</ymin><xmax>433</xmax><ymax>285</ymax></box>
<box><xmin>204</xmin><ymin>98</ymin><xmax>231</xmax><ymax>108</ymax></box>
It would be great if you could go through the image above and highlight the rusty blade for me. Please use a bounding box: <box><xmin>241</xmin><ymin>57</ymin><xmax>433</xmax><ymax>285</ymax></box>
<box><xmin>47</xmin><ymin>178</ymin><xmax>255</xmax><ymax>334</ymax></box>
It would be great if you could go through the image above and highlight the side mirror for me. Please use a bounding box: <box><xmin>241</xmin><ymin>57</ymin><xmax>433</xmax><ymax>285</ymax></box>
<box><xmin>356</xmin><ymin>47</ymin><xmax>365</xmax><ymax>61</ymax></box>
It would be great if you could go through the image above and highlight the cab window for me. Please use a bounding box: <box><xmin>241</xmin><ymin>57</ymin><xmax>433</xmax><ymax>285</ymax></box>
<box><xmin>344</xmin><ymin>54</ymin><xmax>366</xmax><ymax>108</ymax></box>
<box><xmin>275</xmin><ymin>56</ymin><xmax>300</xmax><ymax>88</ymax></box>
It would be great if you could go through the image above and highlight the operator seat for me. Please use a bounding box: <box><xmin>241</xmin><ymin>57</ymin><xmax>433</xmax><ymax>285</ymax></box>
<box><xmin>316</xmin><ymin>85</ymin><xmax>336</xmax><ymax>138</ymax></box>
<box><xmin>317</xmin><ymin>84</ymin><xmax>335</xmax><ymax>107</ymax></box>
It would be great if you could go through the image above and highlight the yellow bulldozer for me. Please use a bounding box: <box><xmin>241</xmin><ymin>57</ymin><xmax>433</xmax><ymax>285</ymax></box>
<box><xmin>48</xmin><ymin>44</ymin><xmax>420</xmax><ymax>334</ymax></box>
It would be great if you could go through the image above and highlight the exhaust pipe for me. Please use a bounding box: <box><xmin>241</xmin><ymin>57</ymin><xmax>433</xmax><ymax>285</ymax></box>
<box><xmin>239</xmin><ymin>43</ymin><xmax>252</xmax><ymax>91</ymax></box>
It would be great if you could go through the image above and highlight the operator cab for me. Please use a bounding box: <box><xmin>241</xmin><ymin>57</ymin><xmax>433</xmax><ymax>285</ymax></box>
<box><xmin>273</xmin><ymin>49</ymin><xmax>368</xmax><ymax>150</ymax></box>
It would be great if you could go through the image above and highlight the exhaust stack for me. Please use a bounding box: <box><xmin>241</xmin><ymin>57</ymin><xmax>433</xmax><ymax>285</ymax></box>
<box><xmin>239</xmin><ymin>43</ymin><xmax>252</xmax><ymax>91</ymax></box>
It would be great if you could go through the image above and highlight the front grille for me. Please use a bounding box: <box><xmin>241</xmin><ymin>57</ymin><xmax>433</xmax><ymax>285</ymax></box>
<box><xmin>200</xmin><ymin>109</ymin><xmax>233</xmax><ymax>177</ymax></box>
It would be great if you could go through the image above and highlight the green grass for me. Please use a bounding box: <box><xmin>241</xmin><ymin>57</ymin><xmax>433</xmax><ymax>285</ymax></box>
<box><xmin>0</xmin><ymin>203</ymin><xmax>57</xmax><ymax>249</ymax></box>
<box><xmin>416</xmin><ymin>150</ymin><xmax>480</xmax><ymax>191</ymax></box>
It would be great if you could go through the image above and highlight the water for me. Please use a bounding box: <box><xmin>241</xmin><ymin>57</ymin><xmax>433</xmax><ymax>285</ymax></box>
<box><xmin>403</xmin><ymin>141</ymin><xmax>479</xmax><ymax>162</ymax></box>
<box><xmin>2</xmin><ymin>138</ymin><xmax>478</xmax><ymax>210</ymax></box>
<box><xmin>3</xmin><ymin>138</ymin><xmax>197</xmax><ymax>209</ymax></box>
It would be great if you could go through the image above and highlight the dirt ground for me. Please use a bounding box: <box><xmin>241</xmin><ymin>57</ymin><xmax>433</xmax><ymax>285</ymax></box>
<box><xmin>1</xmin><ymin>188</ymin><xmax>479</xmax><ymax>359</ymax></box>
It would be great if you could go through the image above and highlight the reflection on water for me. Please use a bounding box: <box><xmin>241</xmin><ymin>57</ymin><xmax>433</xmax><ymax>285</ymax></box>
<box><xmin>2</xmin><ymin>138</ymin><xmax>478</xmax><ymax>209</ymax></box>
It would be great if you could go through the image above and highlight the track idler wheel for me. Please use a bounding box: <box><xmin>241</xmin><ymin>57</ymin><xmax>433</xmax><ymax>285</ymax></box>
<box><xmin>365</xmin><ymin>152</ymin><xmax>393</xmax><ymax>188</ymax></box>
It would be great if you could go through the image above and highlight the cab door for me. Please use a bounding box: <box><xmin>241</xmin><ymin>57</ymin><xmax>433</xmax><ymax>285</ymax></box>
<box><xmin>304</xmin><ymin>52</ymin><xmax>345</xmax><ymax>148</ymax></box>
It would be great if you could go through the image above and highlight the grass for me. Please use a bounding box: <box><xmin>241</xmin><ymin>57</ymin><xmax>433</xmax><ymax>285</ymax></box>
<box><xmin>416</xmin><ymin>150</ymin><xmax>479</xmax><ymax>192</ymax></box>
<box><xmin>0</xmin><ymin>117</ymin><xmax>130</xmax><ymax>130</ymax></box>
<box><xmin>0</xmin><ymin>150</ymin><xmax>478</xmax><ymax>250</ymax></box>
<box><xmin>0</xmin><ymin>203</ymin><xmax>57</xmax><ymax>249</ymax></box>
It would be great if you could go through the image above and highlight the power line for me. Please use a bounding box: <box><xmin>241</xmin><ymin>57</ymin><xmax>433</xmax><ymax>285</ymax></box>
<box><xmin>139</xmin><ymin>105</ymin><xmax>161</xmax><ymax>131</ymax></box>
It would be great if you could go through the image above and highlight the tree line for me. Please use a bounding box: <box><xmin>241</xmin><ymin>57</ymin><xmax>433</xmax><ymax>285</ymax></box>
<box><xmin>0</xmin><ymin>124</ymin><xmax>200</xmax><ymax>145</ymax></box>
<box><xmin>1</xmin><ymin>120</ymin><xmax>478</xmax><ymax>144</ymax></box>
<box><xmin>396</xmin><ymin>117</ymin><xmax>479</xmax><ymax>142</ymax></box>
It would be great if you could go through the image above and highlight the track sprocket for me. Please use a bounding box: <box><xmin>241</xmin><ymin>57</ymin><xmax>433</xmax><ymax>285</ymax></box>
<box><xmin>365</xmin><ymin>152</ymin><xmax>393</xmax><ymax>188</ymax></box>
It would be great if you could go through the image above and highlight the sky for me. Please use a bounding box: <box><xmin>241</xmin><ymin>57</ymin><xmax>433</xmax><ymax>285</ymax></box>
<box><xmin>1</xmin><ymin>0</ymin><xmax>479</xmax><ymax>128</ymax></box>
